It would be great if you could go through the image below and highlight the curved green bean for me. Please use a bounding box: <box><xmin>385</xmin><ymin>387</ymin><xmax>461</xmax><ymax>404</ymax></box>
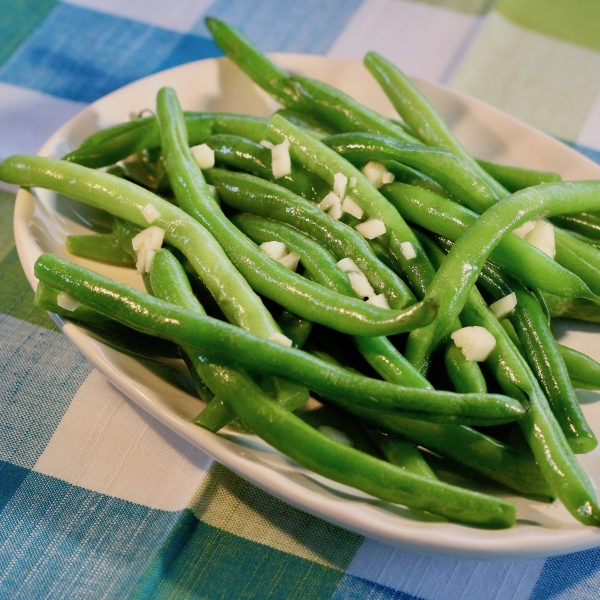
<box><xmin>34</xmin><ymin>253</ymin><xmax>526</xmax><ymax>426</ymax></box>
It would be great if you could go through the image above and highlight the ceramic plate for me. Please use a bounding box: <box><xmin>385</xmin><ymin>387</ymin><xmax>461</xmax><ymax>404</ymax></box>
<box><xmin>13</xmin><ymin>55</ymin><xmax>600</xmax><ymax>559</ymax></box>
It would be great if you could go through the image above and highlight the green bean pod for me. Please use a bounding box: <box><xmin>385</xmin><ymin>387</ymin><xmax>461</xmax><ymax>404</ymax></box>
<box><xmin>323</xmin><ymin>132</ymin><xmax>501</xmax><ymax>214</ymax></box>
<box><xmin>207</xmin><ymin>168</ymin><xmax>415</xmax><ymax>309</ymax></box>
<box><xmin>66</xmin><ymin>233</ymin><xmax>135</xmax><ymax>267</ymax></box>
<box><xmin>267</xmin><ymin>114</ymin><xmax>436</xmax><ymax>296</ymax></box>
<box><xmin>34</xmin><ymin>253</ymin><xmax>526</xmax><ymax>426</ymax></box>
<box><xmin>560</xmin><ymin>344</ymin><xmax>600</xmax><ymax>390</ymax></box>
<box><xmin>457</xmin><ymin>283</ymin><xmax>600</xmax><ymax>526</ymax></box>
<box><xmin>476</xmin><ymin>159</ymin><xmax>562</xmax><ymax>193</ymax></box>
<box><xmin>404</xmin><ymin>181</ymin><xmax>600</xmax><ymax>371</ymax></box>
<box><xmin>508</xmin><ymin>284</ymin><xmax>596</xmax><ymax>453</ymax></box>
<box><xmin>0</xmin><ymin>152</ymin><xmax>435</xmax><ymax>337</ymax></box>
<box><xmin>288</xmin><ymin>76</ymin><xmax>420</xmax><ymax>145</ymax></box>
<box><xmin>552</xmin><ymin>213</ymin><xmax>600</xmax><ymax>241</ymax></box>
<box><xmin>65</xmin><ymin>112</ymin><xmax>268</xmax><ymax>168</ymax></box>
<box><xmin>205</xmin><ymin>134</ymin><xmax>330</xmax><ymax>201</ymax></box>
<box><xmin>205</xmin><ymin>17</ymin><xmax>300</xmax><ymax>108</ymax></box>
<box><xmin>382</xmin><ymin>182</ymin><xmax>595</xmax><ymax>300</ymax></box>
<box><xmin>198</xmin><ymin>361</ymin><xmax>516</xmax><ymax>528</ymax></box>
<box><xmin>363</xmin><ymin>51</ymin><xmax>507</xmax><ymax>199</ymax></box>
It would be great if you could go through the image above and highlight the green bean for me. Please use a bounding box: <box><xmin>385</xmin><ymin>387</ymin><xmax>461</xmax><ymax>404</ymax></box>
<box><xmin>554</xmin><ymin>231</ymin><xmax>600</xmax><ymax>297</ymax></box>
<box><xmin>542</xmin><ymin>292</ymin><xmax>600</xmax><ymax>323</ymax></box>
<box><xmin>275</xmin><ymin>109</ymin><xmax>338</xmax><ymax>137</ymax></box>
<box><xmin>0</xmin><ymin>153</ymin><xmax>436</xmax><ymax>337</ymax></box>
<box><xmin>382</xmin><ymin>182</ymin><xmax>596</xmax><ymax>300</ymax></box>
<box><xmin>267</xmin><ymin>115</ymin><xmax>436</xmax><ymax>296</ymax></box>
<box><xmin>324</xmin><ymin>132</ymin><xmax>502</xmax><ymax>214</ymax></box>
<box><xmin>552</xmin><ymin>213</ymin><xmax>600</xmax><ymax>241</ymax></box>
<box><xmin>207</xmin><ymin>168</ymin><xmax>416</xmax><ymax>309</ymax></box>
<box><xmin>232</xmin><ymin>212</ymin><xmax>431</xmax><ymax>390</ymax></box>
<box><xmin>205</xmin><ymin>18</ymin><xmax>300</xmax><ymax>108</ymax></box>
<box><xmin>366</xmin><ymin>429</ymin><xmax>437</xmax><ymax>480</ymax></box>
<box><xmin>404</xmin><ymin>181</ymin><xmax>600</xmax><ymax>371</ymax></box>
<box><xmin>509</xmin><ymin>284</ymin><xmax>596</xmax><ymax>453</ymax></box>
<box><xmin>457</xmin><ymin>282</ymin><xmax>600</xmax><ymax>525</ymax></box>
<box><xmin>368</xmin><ymin>415</ymin><xmax>553</xmax><ymax>499</ymax></box>
<box><xmin>199</xmin><ymin>361</ymin><xmax>516</xmax><ymax>528</ymax></box>
<box><xmin>383</xmin><ymin>160</ymin><xmax>452</xmax><ymax>199</ymax></box>
<box><xmin>363</xmin><ymin>51</ymin><xmax>507</xmax><ymax>199</ymax></box>
<box><xmin>65</xmin><ymin>112</ymin><xmax>268</xmax><ymax>169</ymax></box>
<box><xmin>559</xmin><ymin>344</ymin><xmax>600</xmax><ymax>391</ymax></box>
<box><xmin>288</xmin><ymin>76</ymin><xmax>420</xmax><ymax>144</ymax></box>
<box><xmin>66</xmin><ymin>233</ymin><xmax>135</xmax><ymax>267</ymax></box>
<box><xmin>34</xmin><ymin>280</ymin><xmax>179</xmax><ymax>359</ymax></box>
<box><xmin>476</xmin><ymin>159</ymin><xmax>562</xmax><ymax>193</ymax></box>
<box><xmin>205</xmin><ymin>134</ymin><xmax>330</xmax><ymax>201</ymax></box>
<box><xmin>34</xmin><ymin>253</ymin><xmax>526</xmax><ymax>426</ymax></box>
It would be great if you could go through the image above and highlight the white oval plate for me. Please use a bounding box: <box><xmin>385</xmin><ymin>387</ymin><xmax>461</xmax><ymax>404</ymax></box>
<box><xmin>14</xmin><ymin>55</ymin><xmax>600</xmax><ymax>559</ymax></box>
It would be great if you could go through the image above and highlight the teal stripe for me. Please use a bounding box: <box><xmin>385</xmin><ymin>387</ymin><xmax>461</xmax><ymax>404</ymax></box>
<box><xmin>0</xmin><ymin>0</ymin><xmax>58</xmax><ymax>68</ymax></box>
<box><xmin>147</xmin><ymin>518</ymin><xmax>347</xmax><ymax>599</ymax></box>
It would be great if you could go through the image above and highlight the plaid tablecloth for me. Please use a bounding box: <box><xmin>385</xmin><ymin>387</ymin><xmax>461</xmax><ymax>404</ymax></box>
<box><xmin>1</xmin><ymin>1</ymin><xmax>600</xmax><ymax>598</ymax></box>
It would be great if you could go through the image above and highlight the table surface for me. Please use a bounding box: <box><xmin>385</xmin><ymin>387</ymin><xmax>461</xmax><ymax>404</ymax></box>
<box><xmin>1</xmin><ymin>1</ymin><xmax>600</xmax><ymax>598</ymax></box>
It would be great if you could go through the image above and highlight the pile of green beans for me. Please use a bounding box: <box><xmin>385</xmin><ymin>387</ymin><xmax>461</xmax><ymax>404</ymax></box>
<box><xmin>4</xmin><ymin>17</ymin><xmax>600</xmax><ymax>530</ymax></box>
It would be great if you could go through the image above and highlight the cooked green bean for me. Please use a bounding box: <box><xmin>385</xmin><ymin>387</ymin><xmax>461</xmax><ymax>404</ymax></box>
<box><xmin>267</xmin><ymin>114</ymin><xmax>436</xmax><ymax>296</ymax></box>
<box><xmin>363</xmin><ymin>51</ymin><xmax>507</xmax><ymax>199</ymax></box>
<box><xmin>65</xmin><ymin>112</ymin><xmax>268</xmax><ymax>169</ymax></box>
<box><xmin>207</xmin><ymin>168</ymin><xmax>416</xmax><ymax>309</ymax></box>
<box><xmin>560</xmin><ymin>344</ymin><xmax>600</xmax><ymax>390</ymax></box>
<box><xmin>404</xmin><ymin>181</ymin><xmax>600</xmax><ymax>371</ymax></box>
<box><xmin>67</xmin><ymin>233</ymin><xmax>135</xmax><ymax>267</ymax></box>
<box><xmin>476</xmin><ymin>159</ymin><xmax>562</xmax><ymax>192</ymax></box>
<box><xmin>0</xmin><ymin>153</ymin><xmax>436</xmax><ymax>337</ymax></box>
<box><xmin>34</xmin><ymin>253</ymin><xmax>525</xmax><ymax>426</ymax></box>
<box><xmin>382</xmin><ymin>182</ymin><xmax>596</xmax><ymax>300</ymax></box>
<box><xmin>206</xmin><ymin>134</ymin><xmax>330</xmax><ymax>201</ymax></box>
<box><xmin>458</xmin><ymin>282</ymin><xmax>600</xmax><ymax>525</ymax></box>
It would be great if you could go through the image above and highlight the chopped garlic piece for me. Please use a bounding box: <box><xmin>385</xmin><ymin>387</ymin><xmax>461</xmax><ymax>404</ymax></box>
<box><xmin>260</xmin><ymin>241</ymin><xmax>287</xmax><ymax>261</ymax></box>
<box><xmin>361</xmin><ymin>161</ymin><xmax>394</xmax><ymax>189</ymax></box>
<box><xmin>144</xmin><ymin>249</ymin><xmax>156</xmax><ymax>273</ymax></box>
<box><xmin>451</xmin><ymin>326</ymin><xmax>496</xmax><ymax>362</ymax></box>
<box><xmin>260</xmin><ymin>139</ymin><xmax>274</xmax><ymax>149</ymax></box>
<box><xmin>318</xmin><ymin>426</ymin><xmax>353</xmax><ymax>446</ymax></box>
<box><xmin>348</xmin><ymin>271</ymin><xmax>376</xmax><ymax>299</ymax></box>
<box><xmin>278</xmin><ymin>251</ymin><xmax>301</xmax><ymax>271</ymax></box>
<box><xmin>382</xmin><ymin>170</ymin><xmax>395</xmax><ymax>184</ymax></box>
<box><xmin>337</xmin><ymin>258</ymin><xmax>361</xmax><ymax>273</ymax></box>
<box><xmin>356</xmin><ymin>219</ymin><xmax>386</xmax><ymax>240</ymax></box>
<box><xmin>57</xmin><ymin>293</ymin><xmax>79</xmax><ymax>312</ymax></box>
<box><xmin>135</xmin><ymin>249</ymin><xmax>146</xmax><ymax>274</ymax></box>
<box><xmin>328</xmin><ymin>199</ymin><xmax>343</xmax><ymax>220</ymax></box>
<box><xmin>207</xmin><ymin>184</ymin><xmax>218</xmax><ymax>200</ymax></box>
<box><xmin>141</xmin><ymin>203</ymin><xmax>160</xmax><ymax>224</ymax></box>
<box><xmin>349</xmin><ymin>176</ymin><xmax>357</xmax><ymax>188</ymax></box>
<box><xmin>512</xmin><ymin>220</ymin><xmax>537</xmax><ymax>239</ymax></box>
<box><xmin>366</xmin><ymin>294</ymin><xmax>390</xmax><ymax>309</ymax></box>
<box><xmin>524</xmin><ymin>220</ymin><xmax>555</xmax><ymax>258</ymax></box>
<box><xmin>318</xmin><ymin>191</ymin><xmax>339</xmax><ymax>211</ymax></box>
<box><xmin>400</xmin><ymin>241</ymin><xmax>417</xmax><ymax>260</ymax></box>
<box><xmin>490</xmin><ymin>293</ymin><xmax>517</xmax><ymax>319</ymax></box>
<box><xmin>191</xmin><ymin>143</ymin><xmax>215</xmax><ymax>169</ymax></box>
<box><xmin>333</xmin><ymin>172</ymin><xmax>348</xmax><ymax>200</ymax></box>
<box><xmin>269</xmin><ymin>332</ymin><xmax>293</xmax><ymax>347</ymax></box>
<box><xmin>271</xmin><ymin>138</ymin><xmax>291</xmax><ymax>178</ymax></box>
<box><xmin>132</xmin><ymin>226</ymin><xmax>165</xmax><ymax>252</ymax></box>
<box><xmin>342</xmin><ymin>196</ymin><xmax>364</xmax><ymax>219</ymax></box>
